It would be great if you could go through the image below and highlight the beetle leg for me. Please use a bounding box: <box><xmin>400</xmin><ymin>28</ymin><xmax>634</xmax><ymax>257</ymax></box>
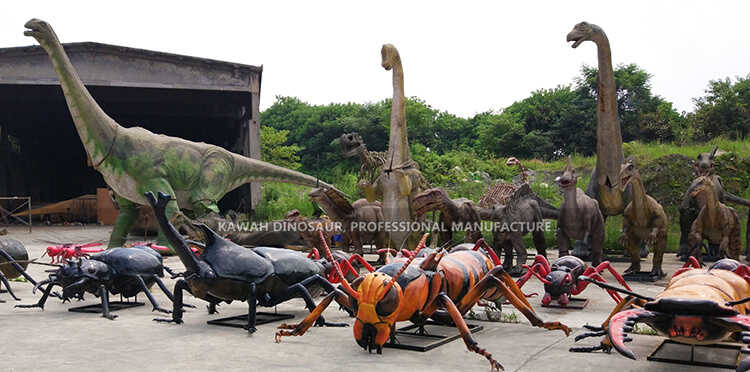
<box><xmin>245</xmin><ymin>282</ymin><xmax>257</xmax><ymax>333</ymax></box>
<box><xmin>275</xmin><ymin>288</ymin><xmax>350</xmax><ymax>342</ymax></box>
<box><xmin>0</xmin><ymin>249</ymin><xmax>37</xmax><ymax>286</ymax></box>
<box><xmin>570</xmin><ymin>295</ymin><xmax>643</xmax><ymax>353</ymax></box>
<box><xmin>133</xmin><ymin>275</ymin><xmax>171</xmax><ymax>314</ymax></box>
<box><xmin>276</xmin><ymin>274</ymin><xmax>350</xmax><ymax>325</ymax></box>
<box><xmin>154</xmin><ymin>279</ymin><xmax>188</xmax><ymax>324</ymax></box>
<box><xmin>0</xmin><ymin>273</ymin><xmax>20</xmax><ymax>301</ymax></box>
<box><xmin>100</xmin><ymin>285</ymin><xmax>118</xmax><ymax>320</ymax></box>
<box><xmin>437</xmin><ymin>293</ymin><xmax>503</xmax><ymax>371</ymax></box>
<box><xmin>15</xmin><ymin>281</ymin><xmax>56</xmax><ymax>310</ymax></box>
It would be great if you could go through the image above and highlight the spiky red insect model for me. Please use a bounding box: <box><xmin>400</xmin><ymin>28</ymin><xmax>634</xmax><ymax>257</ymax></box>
<box><xmin>44</xmin><ymin>243</ymin><xmax>104</xmax><ymax>263</ymax></box>
<box><xmin>517</xmin><ymin>255</ymin><xmax>631</xmax><ymax>306</ymax></box>
<box><xmin>572</xmin><ymin>257</ymin><xmax>750</xmax><ymax>372</ymax></box>
<box><xmin>276</xmin><ymin>231</ymin><xmax>570</xmax><ymax>371</ymax></box>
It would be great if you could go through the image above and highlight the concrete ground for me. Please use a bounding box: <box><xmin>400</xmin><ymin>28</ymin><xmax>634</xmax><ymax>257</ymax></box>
<box><xmin>0</xmin><ymin>226</ymin><xmax>734</xmax><ymax>371</ymax></box>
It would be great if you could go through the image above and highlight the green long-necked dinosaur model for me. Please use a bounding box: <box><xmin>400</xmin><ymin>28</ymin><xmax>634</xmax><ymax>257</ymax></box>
<box><xmin>24</xmin><ymin>19</ymin><xmax>332</xmax><ymax>252</ymax></box>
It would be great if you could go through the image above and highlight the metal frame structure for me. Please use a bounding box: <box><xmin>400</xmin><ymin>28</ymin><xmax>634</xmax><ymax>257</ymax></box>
<box><xmin>0</xmin><ymin>196</ymin><xmax>31</xmax><ymax>233</ymax></box>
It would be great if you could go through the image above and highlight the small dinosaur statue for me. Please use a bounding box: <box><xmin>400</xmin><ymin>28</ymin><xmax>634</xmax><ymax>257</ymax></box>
<box><xmin>478</xmin><ymin>158</ymin><xmax>559</xmax><ymax>219</ymax></box>
<box><xmin>412</xmin><ymin>187</ymin><xmax>483</xmax><ymax>245</ymax></box>
<box><xmin>24</xmin><ymin>19</ymin><xmax>332</xmax><ymax>253</ymax></box>
<box><xmin>618</xmin><ymin>158</ymin><xmax>668</xmax><ymax>278</ymax></box>
<box><xmin>555</xmin><ymin>158</ymin><xmax>605</xmax><ymax>266</ymax></box>
<box><xmin>688</xmin><ymin>176</ymin><xmax>743</xmax><ymax>262</ymax></box>
<box><xmin>339</xmin><ymin>132</ymin><xmax>387</xmax><ymax>200</ymax></box>
<box><xmin>371</xmin><ymin>44</ymin><xmax>428</xmax><ymax>250</ymax></box>
<box><xmin>483</xmin><ymin>184</ymin><xmax>549</xmax><ymax>276</ymax></box>
<box><xmin>309</xmin><ymin>187</ymin><xmax>385</xmax><ymax>255</ymax></box>
<box><xmin>678</xmin><ymin>146</ymin><xmax>750</xmax><ymax>259</ymax></box>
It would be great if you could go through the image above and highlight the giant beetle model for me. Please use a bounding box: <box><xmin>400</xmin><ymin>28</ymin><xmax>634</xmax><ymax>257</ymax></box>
<box><xmin>16</xmin><ymin>245</ymin><xmax>176</xmax><ymax>319</ymax></box>
<box><xmin>572</xmin><ymin>257</ymin><xmax>750</xmax><ymax>372</ymax></box>
<box><xmin>146</xmin><ymin>192</ymin><xmax>347</xmax><ymax>333</ymax></box>
<box><xmin>276</xmin><ymin>231</ymin><xmax>570</xmax><ymax>370</ymax></box>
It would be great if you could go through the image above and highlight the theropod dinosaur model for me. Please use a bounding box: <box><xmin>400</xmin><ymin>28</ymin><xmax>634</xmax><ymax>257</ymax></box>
<box><xmin>283</xmin><ymin>210</ymin><xmax>338</xmax><ymax>251</ymax></box>
<box><xmin>412</xmin><ymin>187</ymin><xmax>483</xmax><ymax>246</ymax></box>
<box><xmin>688</xmin><ymin>176</ymin><xmax>743</xmax><ymax>261</ymax></box>
<box><xmin>309</xmin><ymin>187</ymin><xmax>386</xmax><ymax>255</ymax></box>
<box><xmin>339</xmin><ymin>132</ymin><xmax>387</xmax><ymax>200</ymax></box>
<box><xmin>555</xmin><ymin>158</ymin><xmax>605</xmax><ymax>266</ymax></box>
<box><xmin>618</xmin><ymin>159</ymin><xmax>668</xmax><ymax>278</ymax></box>
<box><xmin>24</xmin><ymin>19</ymin><xmax>332</xmax><ymax>253</ymax></box>
<box><xmin>678</xmin><ymin>146</ymin><xmax>750</xmax><ymax>259</ymax></box>
<box><xmin>371</xmin><ymin>44</ymin><xmax>428</xmax><ymax>250</ymax></box>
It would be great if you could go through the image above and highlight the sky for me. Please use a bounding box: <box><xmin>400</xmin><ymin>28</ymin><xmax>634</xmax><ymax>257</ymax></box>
<box><xmin>2</xmin><ymin>1</ymin><xmax>749</xmax><ymax>118</ymax></box>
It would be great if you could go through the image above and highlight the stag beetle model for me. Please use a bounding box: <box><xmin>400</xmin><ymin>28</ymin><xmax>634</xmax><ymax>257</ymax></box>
<box><xmin>517</xmin><ymin>255</ymin><xmax>631</xmax><ymax>307</ymax></box>
<box><xmin>146</xmin><ymin>192</ymin><xmax>347</xmax><ymax>333</ymax></box>
<box><xmin>571</xmin><ymin>257</ymin><xmax>750</xmax><ymax>372</ymax></box>
<box><xmin>0</xmin><ymin>238</ymin><xmax>40</xmax><ymax>301</ymax></box>
<box><xmin>276</xmin><ymin>231</ymin><xmax>570</xmax><ymax>371</ymax></box>
<box><xmin>16</xmin><ymin>245</ymin><xmax>176</xmax><ymax>319</ymax></box>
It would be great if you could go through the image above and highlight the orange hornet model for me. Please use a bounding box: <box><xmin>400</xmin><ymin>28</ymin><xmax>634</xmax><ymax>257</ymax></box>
<box><xmin>276</xmin><ymin>231</ymin><xmax>571</xmax><ymax>371</ymax></box>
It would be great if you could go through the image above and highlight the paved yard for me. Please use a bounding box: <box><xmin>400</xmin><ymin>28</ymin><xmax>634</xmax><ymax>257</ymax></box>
<box><xmin>0</xmin><ymin>226</ymin><xmax>733</xmax><ymax>371</ymax></box>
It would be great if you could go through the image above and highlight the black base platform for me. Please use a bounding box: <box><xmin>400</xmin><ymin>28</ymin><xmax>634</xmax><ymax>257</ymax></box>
<box><xmin>542</xmin><ymin>297</ymin><xmax>589</xmax><ymax>309</ymax></box>
<box><xmin>647</xmin><ymin>339</ymin><xmax>749</xmax><ymax>369</ymax></box>
<box><xmin>206</xmin><ymin>312</ymin><xmax>294</xmax><ymax>329</ymax></box>
<box><xmin>68</xmin><ymin>301</ymin><xmax>144</xmax><ymax>313</ymax></box>
<box><xmin>622</xmin><ymin>271</ymin><xmax>663</xmax><ymax>282</ymax></box>
<box><xmin>384</xmin><ymin>321</ymin><xmax>483</xmax><ymax>352</ymax></box>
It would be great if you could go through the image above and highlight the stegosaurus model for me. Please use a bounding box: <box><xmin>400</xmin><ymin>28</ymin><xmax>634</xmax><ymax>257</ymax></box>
<box><xmin>688</xmin><ymin>176</ymin><xmax>742</xmax><ymax>261</ymax></box>
<box><xmin>25</xmin><ymin>19</ymin><xmax>332</xmax><ymax>252</ymax></box>
<box><xmin>618</xmin><ymin>159</ymin><xmax>668</xmax><ymax>278</ymax></box>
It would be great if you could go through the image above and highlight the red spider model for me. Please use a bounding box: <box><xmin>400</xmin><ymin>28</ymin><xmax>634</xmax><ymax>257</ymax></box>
<box><xmin>44</xmin><ymin>243</ymin><xmax>104</xmax><ymax>263</ymax></box>
<box><xmin>517</xmin><ymin>255</ymin><xmax>631</xmax><ymax>306</ymax></box>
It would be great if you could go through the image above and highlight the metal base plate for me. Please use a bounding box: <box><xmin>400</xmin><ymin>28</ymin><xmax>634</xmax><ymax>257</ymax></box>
<box><xmin>68</xmin><ymin>301</ymin><xmax>144</xmax><ymax>313</ymax></box>
<box><xmin>622</xmin><ymin>271</ymin><xmax>662</xmax><ymax>282</ymax></box>
<box><xmin>542</xmin><ymin>297</ymin><xmax>589</xmax><ymax>309</ymax></box>
<box><xmin>206</xmin><ymin>312</ymin><xmax>294</xmax><ymax>329</ymax></box>
<box><xmin>647</xmin><ymin>339</ymin><xmax>748</xmax><ymax>369</ymax></box>
<box><xmin>384</xmin><ymin>321</ymin><xmax>484</xmax><ymax>352</ymax></box>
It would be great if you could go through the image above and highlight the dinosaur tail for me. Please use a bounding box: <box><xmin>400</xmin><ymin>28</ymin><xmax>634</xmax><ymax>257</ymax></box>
<box><xmin>230</xmin><ymin>155</ymin><xmax>333</xmax><ymax>191</ymax></box>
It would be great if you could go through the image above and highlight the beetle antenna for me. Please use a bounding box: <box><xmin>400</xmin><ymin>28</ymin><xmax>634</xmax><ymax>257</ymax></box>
<box><xmin>381</xmin><ymin>233</ymin><xmax>429</xmax><ymax>296</ymax></box>
<box><xmin>579</xmin><ymin>276</ymin><xmax>654</xmax><ymax>301</ymax></box>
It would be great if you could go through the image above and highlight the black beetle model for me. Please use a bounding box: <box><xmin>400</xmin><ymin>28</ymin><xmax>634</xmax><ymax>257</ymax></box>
<box><xmin>16</xmin><ymin>245</ymin><xmax>176</xmax><ymax>319</ymax></box>
<box><xmin>146</xmin><ymin>191</ymin><xmax>347</xmax><ymax>333</ymax></box>
<box><xmin>0</xmin><ymin>238</ymin><xmax>39</xmax><ymax>301</ymax></box>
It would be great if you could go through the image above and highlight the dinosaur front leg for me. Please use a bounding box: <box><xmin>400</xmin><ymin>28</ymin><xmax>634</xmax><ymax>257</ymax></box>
<box><xmin>556</xmin><ymin>228</ymin><xmax>571</xmax><ymax>257</ymax></box>
<box><xmin>649</xmin><ymin>229</ymin><xmax>667</xmax><ymax>279</ymax></box>
<box><xmin>623</xmin><ymin>231</ymin><xmax>641</xmax><ymax>275</ymax></box>
<box><xmin>509</xmin><ymin>234</ymin><xmax>527</xmax><ymax>277</ymax></box>
<box><xmin>108</xmin><ymin>195</ymin><xmax>139</xmax><ymax>248</ymax></box>
<box><xmin>531</xmin><ymin>228</ymin><xmax>547</xmax><ymax>259</ymax></box>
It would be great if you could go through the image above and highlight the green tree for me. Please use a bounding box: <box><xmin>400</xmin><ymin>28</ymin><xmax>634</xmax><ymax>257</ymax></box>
<box><xmin>260</xmin><ymin>126</ymin><xmax>302</xmax><ymax>170</ymax></box>
<box><xmin>689</xmin><ymin>75</ymin><xmax>750</xmax><ymax>140</ymax></box>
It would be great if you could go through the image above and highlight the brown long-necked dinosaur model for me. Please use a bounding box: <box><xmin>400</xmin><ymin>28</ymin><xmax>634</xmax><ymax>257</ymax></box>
<box><xmin>567</xmin><ymin>22</ymin><xmax>625</xmax><ymax>217</ymax></box>
<box><xmin>618</xmin><ymin>159</ymin><xmax>668</xmax><ymax>278</ymax></box>
<box><xmin>23</xmin><ymin>19</ymin><xmax>332</xmax><ymax>252</ymax></box>
<box><xmin>688</xmin><ymin>176</ymin><xmax>743</xmax><ymax>261</ymax></box>
<box><xmin>372</xmin><ymin>44</ymin><xmax>428</xmax><ymax>250</ymax></box>
<box><xmin>555</xmin><ymin>158</ymin><xmax>605</xmax><ymax>266</ymax></box>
